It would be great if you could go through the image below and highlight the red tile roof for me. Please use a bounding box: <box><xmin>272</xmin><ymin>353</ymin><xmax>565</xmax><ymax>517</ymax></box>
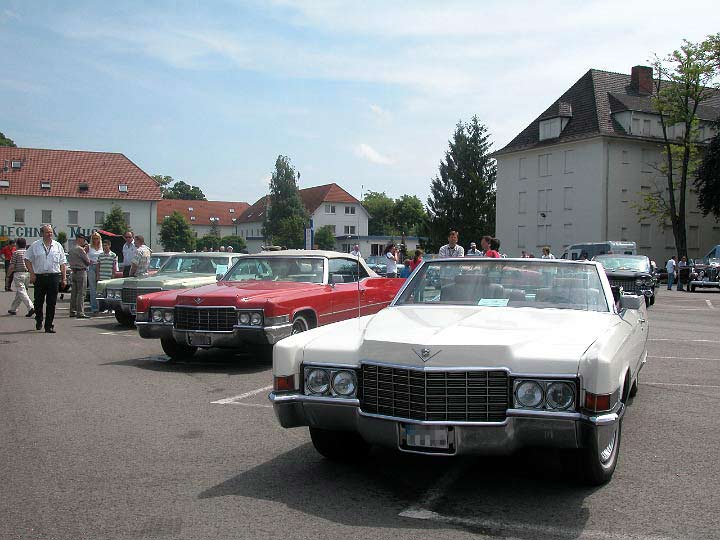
<box><xmin>237</xmin><ymin>183</ymin><xmax>360</xmax><ymax>223</ymax></box>
<box><xmin>0</xmin><ymin>147</ymin><xmax>162</xmax><ymax>200</ymax></box>
<box><xmin>157</xmin><ymin>199</ymin><xmax>250</xmax><ymax>226</ymax></box>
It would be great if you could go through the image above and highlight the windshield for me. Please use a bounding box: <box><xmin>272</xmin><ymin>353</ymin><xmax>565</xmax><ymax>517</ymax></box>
<box><xmin>396</xmin><ymin>260</ymin><xmax>609</xmax><ymax>312</ymax></box>
<box><xmin>594</xmin><ymin>256</ymin><xmax>649</xmax><ymax>272</ymax></box>
<box><xmin>149</xmin><ymin>255</ymin><xmax>170</xmax><ymax>270</ymax></box>
<box><xmin>158</xmin><ymin>255</ymin><xmax>232</xmax><ymax>275</ymax></box>
<box><xmin>224</xmin><ymin>257</ymin><xmax>325</xmax><ymax>284</ymax></box>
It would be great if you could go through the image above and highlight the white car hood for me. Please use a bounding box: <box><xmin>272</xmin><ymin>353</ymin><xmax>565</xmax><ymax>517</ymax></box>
<box><xmin>355</xmin><ymin>306</ymin><xmax>619</xmax><ymax>374</ymax></box>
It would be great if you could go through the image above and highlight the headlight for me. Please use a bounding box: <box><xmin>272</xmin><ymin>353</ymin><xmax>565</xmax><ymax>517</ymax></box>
<box><xmin>515</xmin><ymin>381</ymin><xmax>544</xmax><ymax>408</ymax></box>
<box><xmin>331</xmin><ymin>370</ymin><xmax>357</xmax><ymax>396</ymax></box>
<box><xmin>250</xmin><ymin>312</ymin><xmax>262</xmax><ymax>326</ymax></box>
<box><xmin>152</xmin><ymin>309</ymin><xmax>163</xmax><ymax>322</ymax></box>
<box><xmin>239</xmin><ymin>312</ymin><xmax>250</xmax><ymax>325</ymax></box>
<box><xmin>546</xmin><ymin>382</ymin><xmax>575</xmax><ymax>410</ymax></box>
<box><xmin>306</xmin><ymin>369</ymin><xmax>330</xmax><ymax>395</ymax></box>
<box><xmin>163</xmin><ymin>311</ymin><xmax>173</xmax><ymax>323</ymax></box>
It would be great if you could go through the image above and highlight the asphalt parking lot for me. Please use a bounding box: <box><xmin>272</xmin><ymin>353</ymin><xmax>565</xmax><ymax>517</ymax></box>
<box><xmin>2</xmin><ymin>288</ymin><xmax>719</xmax><ymax>540</ymax></box>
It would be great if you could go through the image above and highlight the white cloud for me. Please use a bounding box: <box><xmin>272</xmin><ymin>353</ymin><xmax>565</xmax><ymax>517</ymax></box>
<box><xmin>369</xmin><ymin>103</ymin><xmax>388</xmax><ymax>117</ymax></box>
<box><xmin>355</xmin><ymin>143</ymin><xmax>394</xmax><ymax>165</ymax></box>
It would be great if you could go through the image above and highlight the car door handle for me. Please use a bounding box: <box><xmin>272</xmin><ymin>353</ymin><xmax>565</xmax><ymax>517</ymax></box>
<box><xmin>639</xmin><ymin>318</ymin><xmax>646</xmax><ymax>324</ymax></box>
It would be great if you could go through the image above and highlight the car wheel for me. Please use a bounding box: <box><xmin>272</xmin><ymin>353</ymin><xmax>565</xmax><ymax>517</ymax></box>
<box><xmin>114</xmin><ymin>310</ymin><xmax>135</xmax><ymax>327</ymax></box>
<box><xmin>160</xmin><ymin>336</ymin><xmax>197</xmax><ymax>361</ymax></box>
<box><xmin>292</xmin><ymin>314</ymin><xmax>310</xmax><ymax>334</ymax></box>
<box><xmin>691</xmin><ymin>285</ymin><xmax>696</xmax><ymax>292</ymax></box>
<box><xmin>578</xmin><ymin>419</ymin><xmax>622</xmax><ymax>486</ymax></box>
<box><xmin>309</xmin><ymin>428</ymin><xmax>371</xmax><ymax>462</ymax></box>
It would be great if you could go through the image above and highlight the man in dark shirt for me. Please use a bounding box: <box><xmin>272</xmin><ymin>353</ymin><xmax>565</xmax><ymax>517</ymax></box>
<box><xmin>67</xmin><ymin>234</ymin><xmax>91</xmax><ymax>318</ymax></box>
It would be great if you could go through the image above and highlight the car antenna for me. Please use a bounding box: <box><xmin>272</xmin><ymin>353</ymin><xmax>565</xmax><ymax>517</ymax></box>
<box><xmin>357</xmin><ymin>184</ymin><xmax>363</xmax><ymax>321</ymax></box>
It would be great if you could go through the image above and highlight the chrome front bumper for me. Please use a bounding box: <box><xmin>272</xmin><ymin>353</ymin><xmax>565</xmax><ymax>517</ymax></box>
<box><xmin>136</xmin><ymin>322</ymin><xmax>173</xmax><ymax>339</ymax></box>
<box><xmin>269</xmin><ymin>392</ymin><xmax>624</xmax><ymax>455</ymax></box>
<box><xmin>690</xmin><ymin>280</ymin><xmax>720</xmax><ymax>288</ymax></box>
<box><xmin>171</xmin><ymin>323</ymin><xmax>294</xmax><ymax>348</ymax></box>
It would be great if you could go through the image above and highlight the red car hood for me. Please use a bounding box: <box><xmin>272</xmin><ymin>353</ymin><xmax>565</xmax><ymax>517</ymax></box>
<box><xmin>175</xmin><ymin>280</ymin><xmax>323</xmax><ymax>306</ymax></box>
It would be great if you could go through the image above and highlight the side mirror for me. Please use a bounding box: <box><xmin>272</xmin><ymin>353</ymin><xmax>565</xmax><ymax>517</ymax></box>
<box><xmin>619</xmin><ymin>295</ymin><xmax>642</xmax><ymax>311</ymax></box>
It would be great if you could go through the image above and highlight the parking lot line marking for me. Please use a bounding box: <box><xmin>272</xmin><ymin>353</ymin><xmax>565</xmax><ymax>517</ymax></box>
<box><xmin>706</xmin><ymin>300</ymin><xmax>715</xmax><ymax>309</ymax></box>
<box><xmin>648</xmin><ymin>355</ymin><xmax>720</xmax><ymax>361</ymax></box>
<box><xmin>211</xmin><ymin>385</ymin><xmax>273</xmax><ymax>404</ymax></box>
<box><xmin>98</xmin><ymin>331</ymin><xmax>134</xmax><ymax>336</ymax></box>
<box><xmin>649</xmin><ymin>338</ymin><xmax>720</xmax><ymax>343</ymax></box>
<box><xmin>646</xmin><ymin>382</ymin><xmax>720</xmax><ymax>388</ymax></box>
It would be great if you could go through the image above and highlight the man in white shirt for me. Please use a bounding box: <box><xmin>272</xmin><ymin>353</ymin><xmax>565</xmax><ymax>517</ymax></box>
<box><xmin>23</xmin><ymin>225</ymin><xmax>67</xmax><ymax>333</ymax></box>
<box><xmin>666</xmin><ymin>256</ymin><xmax>677</xmax><ymax>290</ymax></box>
<box><xmin>122</xmin><ymin>231</ymin><xmax>137</xmax><ymax>277</ymax></box>
<box><xmin>466</xmin><ymin>242</ymin><xmax>482</xmax><ymax>256</ymax></box>
<box><xmin>350</xmin><ymin>244</ymin><xmax>362</xmax><ymax>258</ymax></box>
<box><xmin>439</xmin><ymin>230</ymin><xmax>465</xmax><ymax>258</ymax></box>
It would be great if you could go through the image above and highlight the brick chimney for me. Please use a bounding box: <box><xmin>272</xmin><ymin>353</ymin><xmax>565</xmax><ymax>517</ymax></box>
<box><xmin>630</xmin><ymin>65</ymin><xmax>653</xmax><ymax>95</ymax></box>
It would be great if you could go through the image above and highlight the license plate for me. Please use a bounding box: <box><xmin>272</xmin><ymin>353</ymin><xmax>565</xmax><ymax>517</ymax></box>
<box><xmin>188</xmin><ymin>333</ymin><xmax>211</xmax><ymax>346</ymax></box>
<box><xmin>402</xmin><ymin>424</ymin><xmax>450</xmax><ymax>450</ymax></box>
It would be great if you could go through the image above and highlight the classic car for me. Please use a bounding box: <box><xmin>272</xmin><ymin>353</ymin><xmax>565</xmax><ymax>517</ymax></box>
<box><xmin>134</xmin><ymin>250</ymin><xmax>404</xmax><ymax>360</ymax></box>
<box><xmin>689</xmin><ymin>257</ymin><xmax>720</xmax><ymax>292</ymax></box>
<box><xmin>269</xmin><ymin>258</ymin><xmax>649</xmax><ymax>485</ymax></box>
<box><xmin>593</xmin><ymin>254</ymin><xmax>655</xmax><ymax>306</ymax></box>
<box><xmin>98</xmin><ymin>252</ymin><xmax>242</xmax><ymax>326</ymax></box>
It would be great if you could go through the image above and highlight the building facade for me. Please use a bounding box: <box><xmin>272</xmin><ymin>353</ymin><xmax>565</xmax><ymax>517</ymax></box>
<box><xmin>494</xmin><ymin>66</ymin><xmax>720</xmax><ymax>263</ymax></box>
<box><xmin>0</xmin><ymin>148</ymin><xmax>161</xmax><ymax>247</ymax></box>
<box><xmin>156</xmin><ymin>199</ymin><xmax>250</xmax><ymax>249</ymax></box>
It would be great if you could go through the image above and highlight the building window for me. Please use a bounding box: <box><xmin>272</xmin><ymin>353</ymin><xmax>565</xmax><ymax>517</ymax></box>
<box><xmin>563</xmin><ymin>187</ymin><xmax>572</xmax><ymax>210</ymax></box>
<box><xmin>537</xmin><ymin>189</ymin><xmax>552</xmax><ymax>212</ymax></box>
<box><xmin>641</xmin><ymin>149</ymin><xmax>654</xmax><ymax>173</ymax></box>
<box><xmin>538</xmin><ymin>154</ymin><xmax>551</xmax><ymax>177</ymax></box>
<box><xmin>563</xmin><ymin>223</ymin><xmax>573</xmax><ymax>246</ymax></box>
<box><xmin>537</xmin><ymin>224</ymin><xmax>551</xmax><ymax>246</ymax></box>
<box><xmin>621</xmin><ymin>188</ymin><xmax>629</xmax><ymax>203</ymax></box>
<box><xmin>14</xmin><ymin>209</ymin><xmax>25</xmax><ymax>223</ymax></box>
<box><xmin>517</xmin><ymin>225</ymin><xmax>526</xmax><ymax>248</ymax></box>
<box><xmin>688</xmin><ymin>226</ymin><xmax>699</xmax><ymax>249</ymax></box>
<box><xmin>123</xmin><ymin>212</ymin><xmax>131</xmax><ymax>226</ymax></box>
<box><xmin>190</xmin><ymin>216</ymin><xmax>196</xmax><ymax>221</ymax></box>
<box><xmin>563</xmin><ymin>150</ymin><xmax>574</xmax><ymax>174</ymax></box>
<box><xmin>329</xmin><ymin>225</ymin><xmax>337</xmax><ymax>234</ymax></box>
<box><xmin>640</xmin><ymin>223</ymin><xmax>651</xmax><ymax>248</ymax></box>
<box><xmin>42</xmin><ymin>210</ymin><xmax>52</xmax><ymax>224</ymax></box>
<box><xmin>325</xmin><ymin>204</ymin><xmax>336</xmax><ymax>214</ymax></box>
<box><xmin>518</xmin><ymin>191</ymin><xmax>527</xmax><ymax>214</ymax></box>
<box><xmin>642</xmin><ymin>119</ymin><xmax>651</xmax><ymax>136</ymax></box>
<box><xmin>68</xmin><ymin>210</ymin><xmax>79</xmax><ymax>225</ymax></box>
<box><xmin>229</xmin><ymin>208</ymin><xmax>235</xmax><ymax>213</ymax></box>
<box><xmin>341</xmin><ymin>244</ymin><xmax>351</xmax><ymax>253</ymax></box>
<box><xmin>518</xmin><ymin>157</ymin><xmax>527</xmax><ymax>180</ymax></box>
<box><xmin>631</xmin><ymin>118</ymin><xmax>641</xmax><ymax>134</ymax></box>
<box><xmin>343</xmin><ymin>225</ymin><xmax>356</xmax><ymax>235</ymax></box>
<box><xmin>95</xmin><ymin>211</ymin><xmax>105</xmax><ymax>225</ymax></box>
<box><xmin>621</xmin><ymin>226</ymin><xmax>628</xmax><ymax>241</ymax></box>
<box><xmin>621</xmin><ymin>150</ymin><xmax>630</xmax><ymax>164</ymax></box>
<box><xmin>345</xmin><ymin>206</ymin><xmax>355</xmax><ymax>215</ymax></box>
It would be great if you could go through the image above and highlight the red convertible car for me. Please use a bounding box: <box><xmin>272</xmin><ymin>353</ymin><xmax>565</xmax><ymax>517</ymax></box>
<box><xmin>135</xmin><ymin>250</ymin><xmax>404</xmax><ymax>360</ymax></box>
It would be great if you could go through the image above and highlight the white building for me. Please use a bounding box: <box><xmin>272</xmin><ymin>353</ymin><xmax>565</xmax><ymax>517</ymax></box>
<box><xmin>237</xmin><ymin>183</ymin><xmax>371</xmax><ymax>254</ymax></box>
<box><xmin>0</xmin><ymin>147</ymin><xmax>160</xmax><ymax>247</ymax></box>
<box><xmin>493</xmin><ymin>66</ymin><xmax>720</xmax><ymax>262</ymax></box>
<box><xmin>156</xmin><ymin>199</ymin><xmax>250</xmax><ymax>248</ymax></box>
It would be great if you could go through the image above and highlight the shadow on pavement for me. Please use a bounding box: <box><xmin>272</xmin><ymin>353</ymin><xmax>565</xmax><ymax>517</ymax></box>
<box><xmin>198</xmin><ymin>443</ymin><xmax>594</xmax><ymax>536</ymax></box>
<box><xmin>101</xmin><ymin>352</ymin><xmax>271</xmax><ymax>375</ymax></box>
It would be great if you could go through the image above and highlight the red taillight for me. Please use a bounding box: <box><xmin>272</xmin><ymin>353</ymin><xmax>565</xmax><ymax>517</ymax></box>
<box><xmin>274</xmin><ymin>375</ymin><xmax>296</xmax><ymax>392</ymax></box>
<box><xmin>584</xmin><ymin>392</ymin><xmax>611</xmax><ymax>412</ymax></box>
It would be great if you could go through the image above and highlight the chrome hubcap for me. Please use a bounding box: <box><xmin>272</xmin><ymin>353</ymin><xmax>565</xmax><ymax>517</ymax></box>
<box><xmin>292</xmin><ymin>319</ymin><xmax>307</xmax><ymax>334</ymax></box>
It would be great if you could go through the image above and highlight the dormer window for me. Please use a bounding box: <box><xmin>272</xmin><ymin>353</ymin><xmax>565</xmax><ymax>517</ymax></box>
<box><xmin>188</xmin><ymin>207</ymin><xmax>193</xmax><ymax>211</ymax></box>
<box><xmin>40</xmin><ymin>181</ymin><xmax>51</xmax><ymax>190</ymax></box>
<box><xmin>78</xmin><ymin>182</ymin><xmax>89</xmax><ymax>192</ymax></box>
<box><xmin>539</xmin><ymin>118</ymin><xmax>564</xmax><ymax>140</ymax></box>
<box><xmin>190</xmin><ymin>216</ymin><xmax>196</xmax><ymax>221</ymax></box>
<box><xmin>229</xmin><ymin>208</ymin><xmax>235</xmax><ymax>213</ymax></box>
<box><xmin>0</xmin><ymin>180</ymin><xmax>9</xmax><ymax>188</ymax></box>
<box><xmin>118</xmin><ymin>184</ymin><xmax>128</xmax><ymax>192</ymax></box>
<box><xmin>11</xmin><ymin>160</ymin><xmax>21</xmax><ymax>169</ymax></box>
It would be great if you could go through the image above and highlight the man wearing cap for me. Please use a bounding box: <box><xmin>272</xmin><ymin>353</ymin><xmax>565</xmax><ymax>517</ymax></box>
<box><xmin>23</xmin><ymin>225</ymin><xmax>67</xmax><ymax>333</ymax></box>
<box><xmin>67</xmin><ymin>234</ymin><xmax>91</xmax><ymax>318</ymax></box>
<box><xmin>466</xmin><ymin>242</ymin><xmax>482</xmax><ymax>256</ymax></box>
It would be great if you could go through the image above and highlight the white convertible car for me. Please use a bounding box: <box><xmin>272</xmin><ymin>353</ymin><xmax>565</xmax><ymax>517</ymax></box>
<box><xmin>269</xmin><ymin>258</ymin><xmax>648</xmax><ymax>485</ymax></box>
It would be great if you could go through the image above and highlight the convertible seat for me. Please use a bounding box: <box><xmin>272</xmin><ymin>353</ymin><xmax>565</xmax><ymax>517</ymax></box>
<box><xmin>441</xmin><ymin>274</ymin><xmax>504</xmax><ymax>302</ymax></box>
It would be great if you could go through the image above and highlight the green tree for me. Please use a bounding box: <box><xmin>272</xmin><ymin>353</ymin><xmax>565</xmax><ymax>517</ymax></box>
<box><xmin>158</xmin><ymin>176</ymin><xmax>207</xmax><ymax>200</ymax></box>
<box><xmin>263</xmin><ymin>155</ymin><xmax>309</xmax><ymax>248</ymax></box>
<box><xmin>220</xmin><ymin>235</ymin><xmax>247</xmax><ymax>252</ymax></box>
<box><xmin>426</xmin><ymin>116</ymin><xmax>497</xmax><ymax>251</ymax></box>
<box><xmin>102</xmin><ymin>204</ymin><xmax>129</xmax><ymax>235</ymax></box>
<box><xmin>394</xmin><ymin>194</ymin><xmax>426</xmax><ymax>236</ymax></box>
<box><xmin>56</xmin><ymin>231</ymin><xmax>67</xmax><ymax>249</ymax></box>
<box><xmin>0</xmin><ymin>132</ymin><xmax>16</xmax><ymax>147</ymax></box>
<box><xmin>363</xmin><ymin>191</ymin><xmax>395</xmax><ymax>235</ymax></box>
<box><xmin>159</xmin><ymin>211</ymin><xmax>196</xmax><ymax>251</ymax></box>
<box><xmin>314</xmin><ymin>225</ymin><xmax>336</xmax><ymax>250</ymax></box>
<box><xmin>695</xmin><ymin>128</ymin><xmax>720</xmax><ymax>220</ymax></box>
<box><xmin>196</xmin><ymin>235</ymin><xmax>219</xmax><ymax>251</ymax></box>
<box><xmin>634</xmin><ymin>36</ymin><xmax>720</xmax><ymax>259</ymax></box>
<box><xmin>208</xmin><ymin>220</ymin><xmax>221</xmax><ymax>238</ymax></box>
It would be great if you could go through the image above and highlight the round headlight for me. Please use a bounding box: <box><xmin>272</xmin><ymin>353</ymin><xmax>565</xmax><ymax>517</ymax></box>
<box><xmin>250</xmin><ymin>312</ymin><xmax>262</xmax><ymax>326</ymax></box>
<box><xmin>163</xmin><ymin>311</ymin><xmax>173</xmax><ymax>323</ymax></box>
<box><xmin>239</xmin><ymin>313</ymin><xmax>250</xmax><ymax>325</ymax></box>
<box><xmin>152</xmin><ymin>309</ymin><xmax>163</xmax><ymax>322</ymax></box>
<box><xmin>331</xmin><ymin>370</ymin><xmax>356</xmax><ymax>396</ymax></box>
<box><xmin>546</xmin><ymin>382</ymin><xmax>574</xmax><ymax>410</ymax></box>
<box><xmin>516</xmin><ymin>380</ymin><xmax>544</xmax><ymax>408</ymax></box>
<box><xmin>114</xmin><ymin>290</ymin><xmax>121</xmax><ymax>299</ymax></box>
<box><xmin>306</xmin><ymin>369</ymin><xmax>330</xmax><ymax>395</ymax></box>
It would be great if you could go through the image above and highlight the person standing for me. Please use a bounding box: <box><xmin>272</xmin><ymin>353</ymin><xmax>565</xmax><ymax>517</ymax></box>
<box><xmin>23</xmin><ymin>225</ymin><xmax>67</xmax><ymax>333</ymax></box>
<box><xmin>350</xmin><ymin>244</ymin><xmax>362</xmax><ymax>258</ymax></box>
<box><xmin>466</xmin><ymin>242</ymin><xmax>482</xmax><ymax>256</ymax></box>
<box><xmin>666</xmin><ymin>256</ymin><xmax>677</xmax><ymax>291</ymax></box>
<box><xmin>6</xmin><ymin>238</ymin><xmax>34</xmax><ymax>317</ymax></box>
<box><xmin>484</xmin><ymin>238</ymin><xmax>501</xmax><ymax>258</ymax></box>
<box><xmin>2</xmin><ymin>239</ymin><xmax>16</xmax><ymax>291</ymax></box>
<box><xmin>384</xmin><ymin>243</ymin><xmax>399</xmax><ymax>278</ymax></box>
<box><xmin>87</xmin><ymin>232</ymin><xmax>103</xmax><ymax>314</ymax></box>
<box><xmin>677</xmin><ymin>256</ymin><xmax>688</xmax><ymax>292</ymax></box>
<box><xmin>67</xmin><ymin>234</ymin><xmax>91</xmax><ymax>318</ymax></box>
<box><xmin>226</xmin><ymin>245</ymin><xmax>234</xmax><ymax>253</ymax></box>
<box><xmin>439</xmin><ymin>230</ymin><xmax>465</xmax><ymax>258</ymax></box>
<box><xmin>130</xmin><ymin>235</ymin><xmax>152</xmax><ymax>278</ymax></box>
<box><xmin>409</xmin><ymin>249</ymin><xmax>423</xmax><ymax>271</ymax></box>
<box><xmin>121</xmin><ymin>231</ymin><xmax>136</xmax><ymax>277</ymax></box>
<box><xmin>399</xmin><ymin>259</ymin><xmax>412</xmax><ymax>278</ymax></box>
<box><xmin>541</xmin><ymin>246</ymin><xmax>555</xmax><ymax>259</ymax></box>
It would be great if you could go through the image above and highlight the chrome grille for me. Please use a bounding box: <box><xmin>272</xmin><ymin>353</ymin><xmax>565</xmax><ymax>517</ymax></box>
<box><xmin>607</xmin><ymin>278</ymin><xmax>639</xmax><ymax>294</ymax></box>
<box><xmin>174</xmin><ymin>307</ymin><xmax>237</xmax><ymax>331</ymax></box>
<box><xmin>122</xmin><ymin>287</ymin><xmax>161</xmax><ymax>304</ymax></box>
<box><xmin>361</xmin><ymin>364</ymin><xmax>509</xmax><ymax>422</ymax></box>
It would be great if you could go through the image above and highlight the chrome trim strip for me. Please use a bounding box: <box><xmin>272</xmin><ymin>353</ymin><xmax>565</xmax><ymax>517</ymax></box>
<box><xmin>303</xmin><ymin>362</ymin><xmax>360</xmax><ymax>369</ymax></box>
<box><xmin>358</xmin><ymin>409</ymin><xmax>509</xmax><ymax>427</ymax></box>
<box><xmin>506</xmin><ymin>408</ymin><xmax>581</xmax><ymax>421</ymax></box>
<box><xmin>360</xmin><ymin>359</ymin><xmax>511</xmax><ymax>374</ymax></box>
<box><xmin>268</xmin><ymin>393</ymin><xmax>359</xmax><ymax>406</ymax></box>
<box><xmin>135</xmin><ymin>321</ymin><xmax>172</xmax><ymax>326</ymax></box>
<box><xmin>174</xmin><ymin>305</ymin><xmax>249</xmax><ymax>310</ymax></box>
<box><xmin>175</xmin><ymin>329</ymin><xmax>235</xmax><ymax>334</ymax></box>
<box><xmin>317</xmin><ymin>301</ymin><xmax>390</xmax><ymax>318</ymax></box>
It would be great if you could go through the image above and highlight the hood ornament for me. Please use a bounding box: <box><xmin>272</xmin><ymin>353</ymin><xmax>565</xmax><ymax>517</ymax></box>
<box><xmin>413</xmin><ymin>347</ymin><xmax>441</xmax><ymax>363</ymax></box>
<box><xmin>194</xmin><ymin>297</ymin><xmax>204</xmax><ymax>305</ymax></box>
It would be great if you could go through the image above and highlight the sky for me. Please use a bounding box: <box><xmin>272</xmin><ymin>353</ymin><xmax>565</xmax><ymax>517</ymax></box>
<box><xmin>2</xmin><ymin>1</ymin><xmax>719</xmax><ymax>205</ymax></box>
